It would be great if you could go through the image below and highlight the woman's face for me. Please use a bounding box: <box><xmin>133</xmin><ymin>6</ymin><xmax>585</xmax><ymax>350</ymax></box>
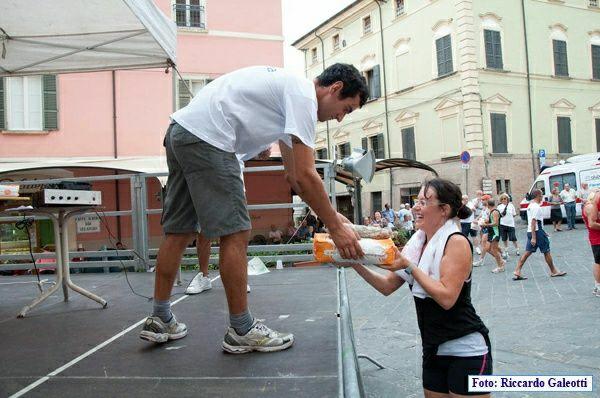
<box><xmin>413</xmin><ymin>186</ymin><xmax>448</xmax><ymax>231</ymax></box>
<box><xmin>374</xmin><ymin>212</ymin><xmax>382</xmax><ymax>221</ymax></box>
<box><xmin>500</xmin><ymin>197</ymin><xmax>508</xmax><ymax>205</ymax></box>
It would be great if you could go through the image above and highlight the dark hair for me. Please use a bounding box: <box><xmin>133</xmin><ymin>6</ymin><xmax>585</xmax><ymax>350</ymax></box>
<box><xmin>531</xmin><ymin>189</ymin><xmax>543</xmax><ymax>198</ymax></box>
<box><xmin>487</xmin><ymin>198</ymin><xmax>496</xmax><ymax>207</ymax></box>
<box><xmin>422</xmin><ymin>178</ymin><xmax>472</xmax><ymax>220</ymax></box>
<box><xmin>315</xmin><ymin>63</ymin><xmax>369</xmax><ymax>107</ymax></box>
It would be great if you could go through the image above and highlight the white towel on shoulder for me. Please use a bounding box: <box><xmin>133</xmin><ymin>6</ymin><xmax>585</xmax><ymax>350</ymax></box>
<box><xmin>396</xmin><ymin>219</ymin><xmax>460</xmax><ymax>299</ymax></box>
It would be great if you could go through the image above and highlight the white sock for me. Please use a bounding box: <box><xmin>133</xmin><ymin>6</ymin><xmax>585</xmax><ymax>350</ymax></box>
<box><xmin>595</xmin><ymin>282</ymin><xmax>600</xmax><ymax>288</ymax></box>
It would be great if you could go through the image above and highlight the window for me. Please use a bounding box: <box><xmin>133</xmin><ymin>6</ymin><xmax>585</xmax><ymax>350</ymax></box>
<box><xmin>369</xmin><ymin>133</ymin><xmax>385</xmax><ymax>159</ymax></box>
<box><xmin>363</xmin><ymin>16</ymin><xmax>372</xmax><ymax>35</ymax></box>
<box><xmin>177</xmin><ymin>78</ymin><xmax>212</xmax><ymax>109</ymax></box>
<box><xmin>338</xmin><ymin>142</ymin><xmax>351</xmax><ymax>158</ymax></box>
<box><xmin>361</xmin><ymin>137</ymin><xmax>368</xmax><ymax>151</ymax></box>
<box><xmin>484</xmin><ymin>30</ymin><xmax>503</xmax><ymax>69</ymax></box>
<box><xmin>596</xmin><ymin>118</ymin><xmax>600</xmax><ymax>152</ymax></box>
<box><xmin>174</xmin><ymin>0</ymin><xmax>205</xmax><ymax>29</ymax></box>
<box><xmin>490</xmin><ymin>113</ymin><xmax>508</xmax><ymax>153</ymax></box>
<box><xmin>436</xmin><ymin>35</ymin><xmax>453</xmax><ymax>76</ymax></box>
<box><xmin>401</xmin><ymin>127</ymin><xmax>416</xmax><ymax>160</ymax></box>
<box><xmin>365</xmin><ymin>65</ymin><xmax>381</xmax><ymax>100</ymax></box>
<box><xmin>593</xmin><ymin>45</ymin><xmax>600</xmax><ymax>80</ymax></box>
<box><xmin>590</xmin><ymin>0</ymin><xmax>599</xmax><ymax>7</ymax></box>
<box><xmin>1</xmin><ymin>75</ymin><xmax>57</xmax><ymax>131</ymax></box>
<box><xmin>316</xmin><ymin>148</ymin><xmax>328</xmax><ymax>159</ymax></box>
<box><xmin>531</xmin><ymin>179</ymin><xmax>546</xmax><ymax>197</ymax></box>
<box><xmin>496</xmin><ymin>179</ymin><xmax>511</xmax><ymax>195</ymax></box>
<box><xmin>311</xmin><ymin>48</ymin><xmax>317</xmax><ymax>64</ymax></box>
<box><xmin>549</xmin><ymin>173</ymin><xmax>576</xmax><ymax>192</ymax></box>
<box><xmin>371</xmin><ymin>191</ymin><xmax>382</xmax><ymax>214</ymax></box>
<box><xmin>557</xmin><ymin>116</ymin><xmax>572</xmax><ymax>153</ymax></box>
<box><xmin>332</xmin><ymin>34</ymin><xmax>340</xmax><ymax>51</ymax></box>
<box><xmin>395</xmin><ymin>0</ymin><xmax>405</xmax><ymax>16</ymax></box>
<box><xmin>553</xmin><ymin>40</ymin><xmax>569</xmax><ymax>77</ymax></box>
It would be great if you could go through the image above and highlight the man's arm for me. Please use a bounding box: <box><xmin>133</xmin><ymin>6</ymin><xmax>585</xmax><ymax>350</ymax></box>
<box><xmin>279</xmin><ymin>137</ymin><xmax>363</xmax><ymax>259</ymax></box>
<box><xmin>585</xmin><ymin>197</ymin><xmax>600</xmax><ymax>230</ymax></box>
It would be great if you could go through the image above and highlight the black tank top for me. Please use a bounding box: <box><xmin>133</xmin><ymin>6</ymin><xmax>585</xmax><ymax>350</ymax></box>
<box><xmin>411</xmin><ymin>232</ymin><xmax>489</xmax><ymax>358</ymax></box>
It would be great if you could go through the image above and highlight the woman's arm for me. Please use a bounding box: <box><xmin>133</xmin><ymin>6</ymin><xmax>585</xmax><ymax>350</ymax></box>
<box><xmin>350</xmin><ymin>264</ymin><xmax>405</xmax><ymax>296</ymax></box>
<box><xmin>585</xmin><ymin>202</ymin><xmax>600</xmax><ymax>230</ymax></box>
<box><xmin>404</xmin><ymin>235</ymin><xmax>472</xmax><ymax>310</ymax></box>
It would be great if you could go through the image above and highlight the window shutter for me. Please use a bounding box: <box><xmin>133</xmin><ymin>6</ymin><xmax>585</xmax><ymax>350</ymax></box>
<box><xmin>484</xmin><ymin>30</ymin><xmax>503</xmax><ymax>69</ymax></box>
<box><xmin>42</xmin><ymin>75</ymin><xmax>58</xmax><ymax>130</ymax></box>
<box><xmin>436</xmin><ymin>35</ymin><xmax>453</xmax><ymax>76</ymax></box>
<box><xmin>490</xmin><ymin>113</ymin><xmax>507</xmax><ymax>153</ymax></box>
<box><xmin>0</xmin><ymin>78</ymin><xmax>4</xmax><ymax>130</ymax></box>
<box><xmin>371</xmin><ymin>65</ymin><xmax>381</xmax><ymax>99</ymax></box>
<box><xmin>361</xmin><ymin>137</ymin><xmax>368</xmax><ymax>150</ymax></box>
<box><xmin>553</xmin><ymin>40</ymin><xmax>569</xmax><ymax>77</ymax></box>
<box><xmin>557</xmin><ymin>117</ymin><xmax>572</xmax><ymax>153</ymax></box>
<box><xmin>592</xmin><ymin>45</ymin><xmax>600</xmax><ymax>80</ymax></box>
<box><xmin>376</xmin><ymin>133</ymin><xmax>385</xmax><ymax>158</ymax></box>
<box><xmin>178</xmin><ymin>79</ymin><xmax>191</xmax><ymax>109</ymax></box>
<box><xmin>401</xmin><ymin>127</ymin><xmax>416</xmax><ymax>160</ymax></box>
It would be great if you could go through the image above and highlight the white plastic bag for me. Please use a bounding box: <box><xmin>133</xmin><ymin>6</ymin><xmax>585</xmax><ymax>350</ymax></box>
<box><xmin>247</xmin><ymin>256</ymin><xmax>270</xmax><ymax>276</ymax></box>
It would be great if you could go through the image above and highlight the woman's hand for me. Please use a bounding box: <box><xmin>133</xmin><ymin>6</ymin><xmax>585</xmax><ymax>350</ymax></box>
<box><xmin>376</xmin><ymin>247</ymin><xmax>410</xmax><ymax>272</ymax></box>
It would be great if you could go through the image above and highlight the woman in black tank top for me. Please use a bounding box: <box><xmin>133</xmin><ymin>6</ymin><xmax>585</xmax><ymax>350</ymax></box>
<box><xmin>341</xmin><ymin>178</ymin><xmax>492</xmax><ymax>397</ymax></box>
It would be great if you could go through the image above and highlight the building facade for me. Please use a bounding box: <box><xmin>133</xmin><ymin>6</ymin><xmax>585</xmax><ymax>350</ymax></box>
<box><xmin>293</xmin><ymin>0</ymin><xmax>600</xmax><ymax>216</ymax></box>
<box><xmin>0</xmin><ymin>0</ymin><xmax>284</xmax><ymax>251</ymax></box>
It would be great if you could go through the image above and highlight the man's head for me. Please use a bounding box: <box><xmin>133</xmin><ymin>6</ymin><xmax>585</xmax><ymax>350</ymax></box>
<box><xmin>116</xmin><ymin>242</ymin><xmax>124</xmax><ymax>250</ymax></box>
<box><xmin>531</xmin><ymin>189</ymin><xmax>543</xmax><ymax>202</ymax></box>
<box><xmin>384</xmin><ymin>203</ymin><xmax>390</xmax><ymax>210</ymax></box>
<box><xmin>270</xmin><ymin>224</ymin><xmax>276</xmax><ymax>231</ymax></box>
<box><xmin>564</xmin><ymin>183</ymin><xmax>570</xmax><ymax>191</ymax></box>
<box><xmin>476</xmin><ymin>190</ymin><xmax>483</xmax><ymax>198</ymax></box>
<box><xmin>314</xmin><ymin>63</ymin><xmax>368</xmax><ymax>123</ymax></box>
<box><xmin>582</xmin><ymin>182</ymin><xmax>589</xmax><ymax>190</ymax></box>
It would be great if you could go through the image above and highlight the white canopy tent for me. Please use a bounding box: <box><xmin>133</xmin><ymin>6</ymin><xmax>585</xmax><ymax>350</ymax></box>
<box><xmin>0</xmin><ymin>0</ymin><xmax>176</xmax><ymax>76</ymax></box>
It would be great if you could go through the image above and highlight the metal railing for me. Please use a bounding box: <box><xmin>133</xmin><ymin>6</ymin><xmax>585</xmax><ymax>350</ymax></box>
<box><xmin>0</xmin><ymin>163</ymin><xmax>333</xmax><ymax>271</ymax></box>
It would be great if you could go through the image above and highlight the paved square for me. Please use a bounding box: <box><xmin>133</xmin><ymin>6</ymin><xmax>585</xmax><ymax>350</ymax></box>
<box><xmin>347</xmin><ymin>223</ymin><xmax>600</xmax><ymax>397</ymax></box>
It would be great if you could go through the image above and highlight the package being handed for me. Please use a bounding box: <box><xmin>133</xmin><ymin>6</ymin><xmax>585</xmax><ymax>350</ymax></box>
<box><xmin>313</xmin><ymin>233</ymin><xmax>396</xmax><ymax>266</ymax></box>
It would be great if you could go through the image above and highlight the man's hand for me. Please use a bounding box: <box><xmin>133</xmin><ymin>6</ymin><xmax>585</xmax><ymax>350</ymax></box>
<box><xmin>328</xmin><ymin>223</ymin><xmax>364</xmax><ymax>260</ymax></box>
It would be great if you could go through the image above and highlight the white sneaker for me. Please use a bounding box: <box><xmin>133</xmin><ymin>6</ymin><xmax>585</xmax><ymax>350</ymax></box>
<box><xmin>593</xmin><ymin>287</ymin><xmax>600</xmax><ymax>297</ymax></box>
<box><xmin>139</xmin><ymin>315</ymin><xmax>187</xmax><ymax>343</ymax></box>
<box><xmin>473</xmin><ymin>260</ymin><xmax>483</xmax><ymax>267</ymax></box>
<box><xmin>247</xmin><ymin>284</ymin><xmax>251</xmax><ymax>293</ymax></box>
<box><xmin>501</xmin><ymin>251</ymin><xmax>509</xmax><ymax>260</ymax></box>
<box><xmin>516</xmin><ymin>250</ymin><xmax>521</xmax><ymax>256</ymax></box>
<box><xmin>475</xmin><ymin>247</ymin><xmax>482</xmax><ymax>255</ymax></box>
<box><xmin>222</xmin><ymin>320</ymin><xmax>294</xmax><ymax>354</ymax></box>
<box><xmin>185</xmin><ymin>273</ymin><xmax>212</xmax><ymax>295</ymax></box>
<box><xmin>491</xmin><ymin>266</ymin><xmax>506</xmax><ymax>274</ymax></box>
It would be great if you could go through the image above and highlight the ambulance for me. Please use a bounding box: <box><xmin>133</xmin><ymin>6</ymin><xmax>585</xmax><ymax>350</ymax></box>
<box><xmin>519</xmin><ymin>153</ymin><xmax>600</xmax><ymax>220</ymax></box>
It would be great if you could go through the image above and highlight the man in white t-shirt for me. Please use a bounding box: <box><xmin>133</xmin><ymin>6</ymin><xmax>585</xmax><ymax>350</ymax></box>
<box><xmin>559</xmin><ymin>183</ymin><xmax>578</xmax><ymax>230</ymax></box>
<box><xmin>513</xmin><ymin>189</ymin><xmax>566</xmax><ymax>280</ymax></box>
<box><xmin>140</xmin><ymin>64</ymin><xmax>369</xmax><ymax>353</ymax></box>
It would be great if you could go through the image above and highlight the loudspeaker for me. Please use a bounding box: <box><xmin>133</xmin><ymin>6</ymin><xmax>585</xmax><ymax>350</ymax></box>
<box><xmin>341</xmin><ymin>149</ymin><xmax>376</xmax><ymax>183</ymax></box>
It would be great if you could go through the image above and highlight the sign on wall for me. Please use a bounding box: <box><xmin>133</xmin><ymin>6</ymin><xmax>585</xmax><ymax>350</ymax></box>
<box><xmin>76</xmin><ymin>214</ymin><xmax>100</xmax><ymax>234</ymax></box>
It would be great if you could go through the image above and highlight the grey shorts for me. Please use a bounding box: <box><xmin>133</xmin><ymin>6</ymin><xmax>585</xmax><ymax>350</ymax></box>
<box><xmin>161</xmin><ymin>122</ymin><xmax>251</xmax><ymax>238</ymax></box>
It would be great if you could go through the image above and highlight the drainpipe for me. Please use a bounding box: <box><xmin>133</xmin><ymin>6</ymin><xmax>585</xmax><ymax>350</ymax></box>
<box><xmin>112</xmin><ymin>71</ymin><xmax>122</xmax><ymax>241</ymax></box>
<box><xmin>521</xmin><ymin>0</ymin><xmax>537</xmax><ymax>177</ymax></box>
<box><xmin>375</xmin><ymin>0</ymin><xmax>393</xmax><ymax>205</ymax></box>
<box><xmin>315</xmin><ymin>32</ymin><xmax>331</xmax><ymax>156</ymax></box>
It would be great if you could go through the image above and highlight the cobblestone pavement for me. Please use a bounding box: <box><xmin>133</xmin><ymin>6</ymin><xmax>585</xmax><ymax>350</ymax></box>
<box><xmin>347</xmin><ymin>222</ymin><xmax>600</xmax><ymax>397</ymax></box>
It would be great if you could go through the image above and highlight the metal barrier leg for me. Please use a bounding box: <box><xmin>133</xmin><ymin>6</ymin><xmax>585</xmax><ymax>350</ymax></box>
<box><xmin>357</xmin><ymin>355</ymin><xmax>385</xmax><ymax>370</ymax></box>
<box><xmin>18</xmin><ymin>214</ymin><xmax>62</xmax><ymax>318</ymax></box>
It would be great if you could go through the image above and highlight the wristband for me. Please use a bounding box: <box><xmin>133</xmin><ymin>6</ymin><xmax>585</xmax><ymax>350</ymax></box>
<box><xmin>405</xmin><ymin>262</ymin><xmax>416</xmax><ymax>275</ymax></box>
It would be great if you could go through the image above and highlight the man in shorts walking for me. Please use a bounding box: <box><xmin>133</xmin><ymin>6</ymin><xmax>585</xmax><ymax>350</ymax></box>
<box><xmin>139</xmin><ymin>64</ymin><xmax>368</xmax><ymax>353</ymax></box>
<box><xmin>513</xmin><ymin>189</ymin><xmax>567</xmax><ymax>281</ymax></box>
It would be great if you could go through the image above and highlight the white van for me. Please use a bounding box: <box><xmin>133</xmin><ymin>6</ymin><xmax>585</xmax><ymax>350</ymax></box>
<box><xmin>519</xmin><ymin>153</ymin><xmax>600</xmax><ymax>220</ymax></box>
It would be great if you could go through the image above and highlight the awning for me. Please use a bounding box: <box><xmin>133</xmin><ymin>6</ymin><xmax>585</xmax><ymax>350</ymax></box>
<box><xmin>0</xmin><ymin>0</ymin><xmax>176</xmax><ymax>77</ymax></box>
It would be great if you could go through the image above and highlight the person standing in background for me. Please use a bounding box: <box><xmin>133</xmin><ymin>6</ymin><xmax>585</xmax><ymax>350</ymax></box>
<box><xmin>560</xmin><ymin>183</ymin><xmax>577</xmax><ymax>230</ymax></box>
<box><xmin>497</xmin><ymin>193</ymin><xmax>520</xmax><ymax>258</ymax></box>
<box><xmin>582</xmin><ymin>190</ymin><xmax>600</xmax><ymax>297</ymax></box>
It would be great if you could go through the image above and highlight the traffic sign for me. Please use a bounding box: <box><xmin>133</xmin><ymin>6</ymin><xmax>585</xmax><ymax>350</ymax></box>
<box><xmin>461</xmin><ymin>163</ymin><xmax>470</xmax><ymax>170</ymax></box>
<box><xmin>538</xmin><ymin>149</ymin><xmax>546</xmax><ymax>158</ymax></box>
<box><xmin>460</xmin><ymin>151</ymin><xmax>471</xmax><ymax>164</ymax></box>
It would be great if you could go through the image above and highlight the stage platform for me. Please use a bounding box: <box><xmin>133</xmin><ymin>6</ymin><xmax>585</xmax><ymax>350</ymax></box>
<box><xmin>0</xmin><ymin>266</ymin><xmax>350</xmax><ymax>397</ymax></box>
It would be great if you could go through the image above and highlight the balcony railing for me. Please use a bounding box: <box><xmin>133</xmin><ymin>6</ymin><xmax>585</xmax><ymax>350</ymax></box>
<box><xmin>173</xmin><ymin>3</ymin><xmax>205</xmax><ymax>29</ymax></box>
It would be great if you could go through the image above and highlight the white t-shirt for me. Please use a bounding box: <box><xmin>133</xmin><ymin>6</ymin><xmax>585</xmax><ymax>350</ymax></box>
<box><xmin>497</xmin><ymin>203</ymin><xmax>516</xmax><ymax>227</ymax></box>
<box><xmin>172</xmin><ymin>66</ymin><xmax>318</xmax><ymax>155</ymax></box>
<box><xmin>559</xmin><ymin>189</ymin><xmax>577</xmax><ymax>203</ymax></box>
<box><xmin>461</xmin><ymin>201</ymin><xmax>475</xmax><ymax>223</ymax></box>
<box><xmin>526</xmin><ymin>201</ymin><xmax>543</xmax><ymax>232</ymax></box>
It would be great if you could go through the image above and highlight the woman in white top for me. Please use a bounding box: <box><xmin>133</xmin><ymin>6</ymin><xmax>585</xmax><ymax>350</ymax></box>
<box><xmin>339</xmin><ymin>178</ymin><xmax>493</xmax><ymax>397</ymax></box>
<box><xmin>497</xmin><ymin>193</ymin><xmax>521</xmax><ymax>258</ymax></box>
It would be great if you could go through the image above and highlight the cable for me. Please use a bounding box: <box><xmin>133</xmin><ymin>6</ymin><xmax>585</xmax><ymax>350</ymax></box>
<box><xmin>14</xmin><ymin>215</ymin><xmax>41</xmax><ymax>285</ymax></box>
<box><xmin>94</xmin><ymin>210</ymin><xmax>192</xmax><ymax>300</ymax></box>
